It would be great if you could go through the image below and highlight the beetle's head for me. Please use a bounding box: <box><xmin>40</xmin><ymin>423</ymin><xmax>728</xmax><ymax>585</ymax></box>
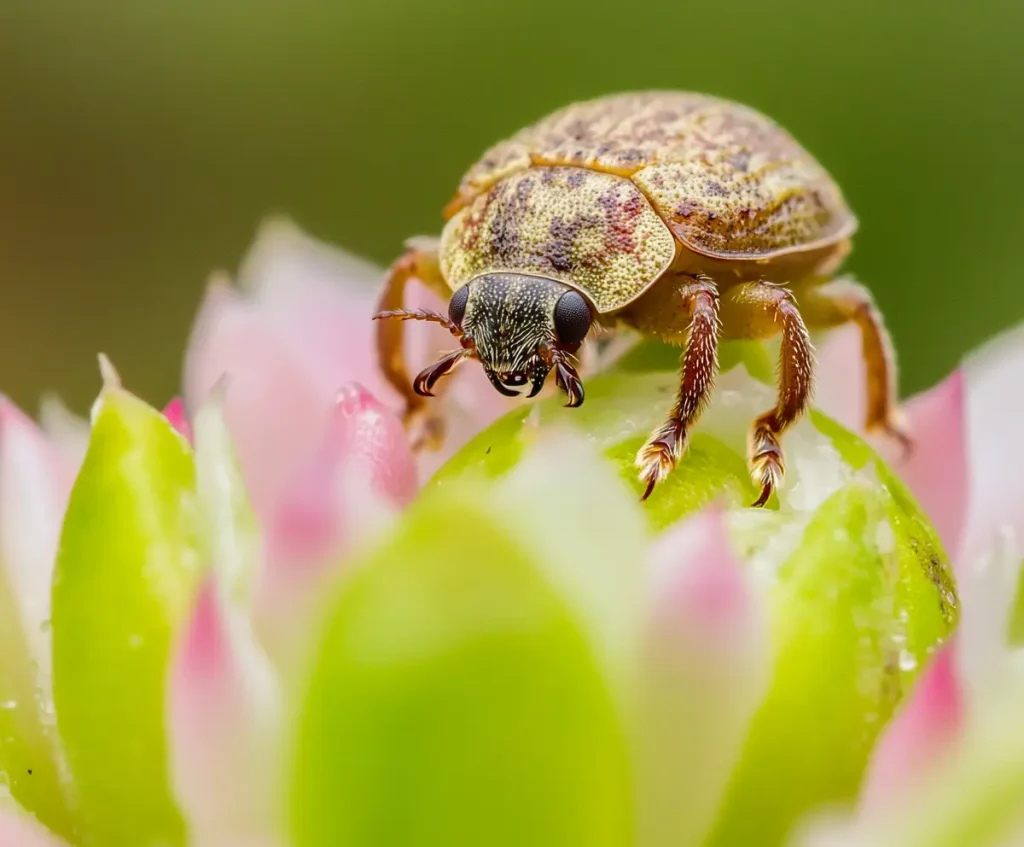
<box><xmin>374</xmin><ymin>272</ymin><xmax>593</xmax><ymax>407</ymax></box>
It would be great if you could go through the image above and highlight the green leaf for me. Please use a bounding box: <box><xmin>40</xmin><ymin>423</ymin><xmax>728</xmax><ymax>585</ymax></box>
<box><xmin>706</xmin><ymin>480</ymin><xmax>954</xmax><ymax>845</ymax></box>
<box><xmin>193</xmin><ymin>389</ymin><xmax>260</xmax><ymax>606</ymax></box>
<box><xmin>0</xmin><ymin>574</ymin><xmax>76</xmax><ymax>841</ymax></box>
<box><xmin>429</xmin><ymin>354</ymin><xmax>958</xmax><ymax>845</ymax></box>
<box><xmin>290</xmin><ymin>487</ymin><xmax>631</xmax><ymax>847</ymax></box>
<box><xmin>52</xmin><ymin>382</ymin><xmax>202</xmax><ymax>847</ymax></box>
<box><xmin>430</xmin><ymin>367</ymin><xmax>759</xmax><ymax>524</ymax></box>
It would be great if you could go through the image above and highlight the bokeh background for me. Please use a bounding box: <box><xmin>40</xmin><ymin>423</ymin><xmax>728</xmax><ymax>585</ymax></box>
<box><xmin>2</xmin><ymin>0</ymin><xmax>1022</xmax><ymax>415</ymax></box>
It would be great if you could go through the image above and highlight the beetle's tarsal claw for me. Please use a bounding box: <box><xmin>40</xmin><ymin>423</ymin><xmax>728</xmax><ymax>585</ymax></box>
<box><xmin>748</xmin><ymin>415</ymin><xmax>784</xmax><ymax>508</ymax></box>
<box><xmin>555</xmin><ymin>360</ymin><xmax>585</xmax><ymax>408</ymax></box>
<box><xmin>373</xmin><ymin>309</ymin><xmax>463</xmax><ymax>338</ymax></box>
<box><xmin>413</xmin><ymin>349</ymin><xmax>469</xmax><ymax>397</ymax></box>
<box><xmin>870</xmin><ymin>415</ymin><xmax>914</xmax><ymax>461</ymax></box>
<box><xmin>636</xmin><ymin>418</ymin><xmax>686</xmax><ymax>501</ymax></box>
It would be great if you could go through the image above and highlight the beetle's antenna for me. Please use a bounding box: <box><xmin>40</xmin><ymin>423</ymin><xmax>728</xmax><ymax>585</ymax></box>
<box><xmin>413</xmin><ymin>348</ymin><xmax>474</xmax><ymax>397</ymax></box>
<box><xmin>373</xmin><ymin>309</ymin><xmax>463</xmax><ymax>338</ymax></box>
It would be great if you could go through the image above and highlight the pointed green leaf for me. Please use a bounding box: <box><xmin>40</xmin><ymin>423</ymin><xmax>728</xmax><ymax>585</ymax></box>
<box><xmin>290</xmin><ymin>487</ymin><xmax>630</xmax><ymax>847</ymax></box>
<box><xmin>52</xmin><ymin>384</ymin><xmax>202</xmax><ymax>847</ymax></box>
<box><xmin>706</xmin><ymin>479</ymin><xmax>954</xmax><ymax>845</ymax></box>
<box><xmin>431</xmin><ymin>354</ymin><xmax>958</xmax><ymax>845</ymax></box>
<box><xmin>193</xmin><ymin>390</ymin><xmax>260</xmax><ymax>606</ymax></box>
<box><xmin>0</xmin><ymin>575</ymin><xmax>76</xmax><ymax>842</ymax></box>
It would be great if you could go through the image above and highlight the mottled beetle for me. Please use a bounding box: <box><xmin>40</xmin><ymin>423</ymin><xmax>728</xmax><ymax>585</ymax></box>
<box><xmin>374</xmin><ymin>91</ymin><xmax>906</xmax><ymax>504</ymax></box>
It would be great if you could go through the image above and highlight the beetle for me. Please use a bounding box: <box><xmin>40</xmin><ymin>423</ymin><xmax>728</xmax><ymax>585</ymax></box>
<box><xmin>373</xmin><ymin>91</ymin><xmax>907</xmax><ymax>505</ymax></box>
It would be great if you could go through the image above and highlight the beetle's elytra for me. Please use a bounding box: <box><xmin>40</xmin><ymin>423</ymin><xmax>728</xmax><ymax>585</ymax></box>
<box><xmin>374</xmin><ymin>91</ymin><xmax>907</xmax><ymax>505</ymax></box>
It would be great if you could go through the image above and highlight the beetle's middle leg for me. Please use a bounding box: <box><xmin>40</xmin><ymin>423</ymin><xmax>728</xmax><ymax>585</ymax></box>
<box><xmin>724</xmin><ymin>280</ymin><xmax>815</xmax><ymax>507</ymax></box>
<box><xmin>798</xmin><ymin>275</ymin><xmax>910</xmax><ymax>450</ymax></box>
<box><xmin>634</xmin><ymin>274</ymin><xmax>721</xmax><ymax>500</ymax></box>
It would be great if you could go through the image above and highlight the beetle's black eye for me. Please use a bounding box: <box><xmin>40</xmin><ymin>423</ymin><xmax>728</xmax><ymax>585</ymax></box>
<box><xmin>448</xmin><ymin>285</ymin><xmax>469</xmax><ymax>326</ymax></box>
<box><xmin>553</xmin><ymin>290</ymin><xmax>592</xmax><ymax>345</ymax></box>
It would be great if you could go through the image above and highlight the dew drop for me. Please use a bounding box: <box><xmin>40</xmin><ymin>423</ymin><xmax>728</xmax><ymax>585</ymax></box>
<box><xmin>898</xmin><ymin>649</ymin><xmax>918</xmax><ymax>672</ymax></box>
<box><xmin>0</xmin><ymin>701</ymin><xmax>15</xmax><ymax>711</ymax></box>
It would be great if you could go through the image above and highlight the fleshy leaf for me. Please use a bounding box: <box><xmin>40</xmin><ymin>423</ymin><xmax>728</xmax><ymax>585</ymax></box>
<box><xmin>859</xmin><ymin>644</ymin><xmax>962</xmax><ymax>815</ymax></box>
<box><xmin>488</xmin><ymin>431</ymin><xmax>648</xmax><ymax>701</ymax></box>
<box><xmin>0</xmin><ymin>400</ymin><xmax>76</xmax><ymax>841</ymax></box>
<box><xmin>637</xmin><ymin>506</ymin><xmax>770</xmax><ymax>847</ymax></box>
<box><xmin>706</xmin><ymin>478</ymin><xmax>955</xmax><ymax>846</ymax></box>
<box><xmin>432</xmin><ymin>350</ymin><xmax>958</xmax><ymax>845</ymax></box>
<box><xmin>52</xmin><ymin>377</ymin><xmax>202</xmax><ymax>847</ymax></box>
<box><xmin>193</xmin><ymin>389</ymin><xmax>260</xmax><ymax>606</ymax></box>
<box><xmin>289</xmin><ymin>487</ymin><xmax>630</xmax><ymax>847</ymax></box>
<box><xmin>0</xmin><ymin>806</ymin><xmax>71</xmax><ymax>846</ymax></box>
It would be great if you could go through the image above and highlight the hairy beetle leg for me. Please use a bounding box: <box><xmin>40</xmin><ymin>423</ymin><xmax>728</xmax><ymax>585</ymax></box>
<box><xmin>635</xmin><ymin>277</ymin><xmax>720</xmax><ymax>501</ymax></box>
<box><xmin>728</xmin><ymin>281</ymin><xmax>815</xmax><ymax>507</ymax></box>
<box><xmin>801</xmin><ymin>275</ymin><xmax>911</xmax><ymax>455</ymax></box>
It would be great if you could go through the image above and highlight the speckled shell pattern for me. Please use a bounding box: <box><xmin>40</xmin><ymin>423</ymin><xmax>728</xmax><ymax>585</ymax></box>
<box><xmin>439</xmin><ymin>91</ymin><xmax>856</xmax><ymax>313</ymax></box>
<box><xmin>439</xmin><ymin>167</ymin><xmax>677</xmax><ymax>313</ymax></box>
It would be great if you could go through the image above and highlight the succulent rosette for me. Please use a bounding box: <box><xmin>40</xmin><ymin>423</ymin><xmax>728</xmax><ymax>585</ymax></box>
<box><xmin>0</xmin><ymin>220</ymin><xmax>1020</xmax><ymax>846</ymax></box>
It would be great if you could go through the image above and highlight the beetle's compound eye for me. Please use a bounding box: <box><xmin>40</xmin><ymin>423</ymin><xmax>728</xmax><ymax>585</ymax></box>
<box><xmin>448</xmin><ymin>285</ymin><xmax>469</xmax><ymax>327</ymax></box>
<box><xmin>553</xmin><ymin>290</ymin><xmax>592</xmax><ymax>346</ymax></box>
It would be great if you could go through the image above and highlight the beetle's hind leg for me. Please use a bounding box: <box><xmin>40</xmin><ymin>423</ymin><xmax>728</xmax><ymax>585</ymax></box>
<box><xmin>725</xmin><ymin>281</ymin><xmax>815</xmax><ymax>507</ymax></box>
<box><xmin>634</xmin><ymin>275</ymin><xmax>721</xmax><ymax>500</ymax></box>
<box><xmin>799</xmin><ymin>276</ymin><xmax>910</xmax><ymax>451</ymax></box>
<box><xmin>375</xmin><ymin>237</ymin><xmax>454</xmax><ymax>451</ymax></box>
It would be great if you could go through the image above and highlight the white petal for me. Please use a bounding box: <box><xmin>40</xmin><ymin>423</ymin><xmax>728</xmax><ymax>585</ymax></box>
<box><xmin>958</xmin><ymin>321</ymin><xmax>1024</xmax><ymax>573</ymax></box>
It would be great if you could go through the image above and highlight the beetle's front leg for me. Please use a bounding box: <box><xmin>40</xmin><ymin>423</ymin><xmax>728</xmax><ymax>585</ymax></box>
<box><xmin>375</xmin><ymin>237</ymin><xmax>454</xmax><ymax>451</ymax></box>
<box><xmin>725</xmin><ymin>281</ymin><xmax>815</xmax><ymax>507</ymax></box>
<box><xmin>635</xmin><ymin>275</ymin><xmax>721</xmax><ymax>500</ymax></box>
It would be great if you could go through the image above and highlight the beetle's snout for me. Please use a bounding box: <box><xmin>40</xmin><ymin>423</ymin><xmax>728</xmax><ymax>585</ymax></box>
<box><xmin>485</xmin><ymin>363</ymin><xmax>550</xmax><ymax>399</ymax></box>
<box><xmin>495</xmin><ymin>371</ymin><xmax>531</xmax><ymax>396</ymax></box>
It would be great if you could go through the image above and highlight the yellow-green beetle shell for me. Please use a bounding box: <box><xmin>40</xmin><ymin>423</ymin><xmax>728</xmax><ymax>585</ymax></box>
<box><xmin>439</xmin><ymin>167</ymin><xmax>678</xmax><ymax>313</ymax></box>
<box><xmin>439</xmin><ymin>91</ymin><xmax>856</xmax><ymax>312</ymax></box>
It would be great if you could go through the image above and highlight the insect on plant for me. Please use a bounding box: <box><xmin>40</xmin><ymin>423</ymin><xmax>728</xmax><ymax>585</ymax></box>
<box><xmin>374</xmin><ymin>91</ymin><xmax>906</xmax><ymax>505</ymax></box>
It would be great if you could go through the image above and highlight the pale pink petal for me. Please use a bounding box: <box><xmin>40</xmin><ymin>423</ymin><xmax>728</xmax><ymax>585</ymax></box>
<box><xmin>859</xmin><ymin>643</ymin><xmax>963</xmax><ymax>815</ymax></box>
<box><xmin>957</xmin><ymin>321</ymin><xmax>1024</xmax><ymax>573</ymax></box>
<box><xmin>252</xmin><ymin>384</ymin><xmax>409</xmax><ymax>669</ymax></box>
<box><xmin>191</xmin><ymin>838</ymin><xmax>286</xmax><ymax>847</ymax></box>
<box><xmin>168</xmin><ymin>577</ymin><xmax>282</xmax><ymax>843</ymax></box>
<box><xmin>233</xmin><ymin>220</ymin><xmax>516</xmax><ymax>475</ymax></box>
<box><xmin>813</xmin><ymin>324</ymin><xmax>866</xmax><ymax>434</ymax></box>
<box><xmin>183</xmin><ymin>277</ymin><xmax>330</xmax><ymax>518</ymax></box>
<box><xmin>0</xmin><ymin>809</ymin><xmax>69</xmax><ymax>846</ymax></box>
<box><xmin>162</xmin><ymin>397</ymin><xmax>193</xmax><ymax>443</ymax></box>
<box><xmin>327</xmin><ymin>383</ymin><xmax>418</xmax><ymax>505</ymax></box>
<box><xmin>0</xmin><ymin>398</ymin><xmax>76</xmax><ymax>686</ymax></box>
<box><xmin>235</xmin><ymin>220</ymin><xmax>402</xmax><ymax>405</ymax></box>
<box><xmin>883</xmin><ymin>371</ymin><xmax>967</xmax><ymax>557</ymax></box>
<box><xmin>637</xmin><ymin>505</ymin><xmax>769</xmax><ymax>847</ymax></box>
<box><xmin>37</xmin><ymin>393</ymin><xmax>89</xmax><ymax>470</ymax></box>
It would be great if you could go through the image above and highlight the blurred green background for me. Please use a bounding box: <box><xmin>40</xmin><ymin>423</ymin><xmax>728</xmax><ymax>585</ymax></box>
<box><xmin>2</xmin><ymin>0</ymin><xmax>1022</xmax><ymax>415</ymax></box>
